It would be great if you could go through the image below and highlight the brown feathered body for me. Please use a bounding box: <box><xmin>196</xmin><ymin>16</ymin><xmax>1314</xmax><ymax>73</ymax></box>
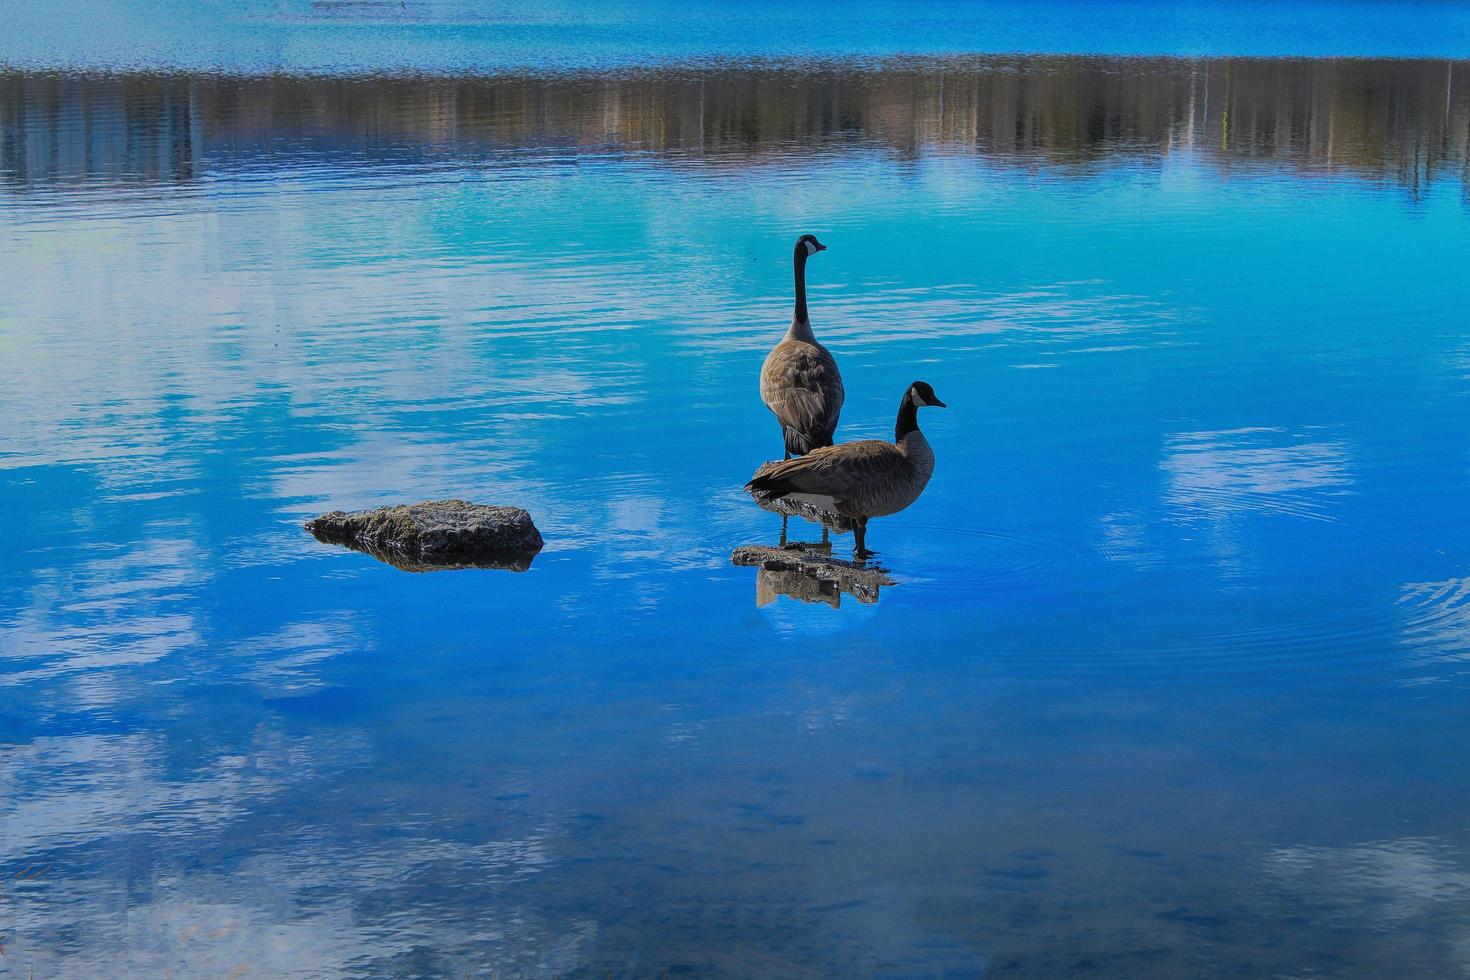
<box><xmin>762</xmin><ymin>234</ymin><xmax>843</xmax><ymax>457</ymax></box>
<box><xmin>759</xmin><ymin>329</ymin><xmax>845</xmax><ymax>458</ymax></box>
<box><xmin>748</xmin><ymin>429</ymin><xmax>935</xmax><ymax>521</ymax></box>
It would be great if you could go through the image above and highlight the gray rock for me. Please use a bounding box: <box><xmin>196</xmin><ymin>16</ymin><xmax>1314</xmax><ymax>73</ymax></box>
<box><xmin>732</xmin><ymin>543</ymin><xmax>895</xmax><ymax>606</ymax></box>
<box><xmin>305</xmin><ymin>499</ymin><xmax>543</xmax><ymax>572</ymax></box>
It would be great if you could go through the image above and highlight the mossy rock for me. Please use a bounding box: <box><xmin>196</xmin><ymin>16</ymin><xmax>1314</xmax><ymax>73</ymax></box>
<box><xmin>306</xmin><ymin>500</ymin><xmax>543</xmax><ymax>572</ymax></box>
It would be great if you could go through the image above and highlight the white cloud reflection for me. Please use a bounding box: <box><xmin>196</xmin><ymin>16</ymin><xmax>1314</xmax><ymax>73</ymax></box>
<box><xmin>0</xmin><ymin>728</ymin><xmax>592</xmax><ymax>978</ymax></box>
<box><xmin>1399</xmin><ymin>576</ymin><xmax>1470</xmax><ymax>668</ymax></box>
<box><xmin>1264</xmin><ymin>836</ymin><xmax>1470</xmax><ymax>969</ymax></box>
<box><xmin>1162</xmin><ymin>427</ymin><xmax>1353</xmax><ymax>524</ymax></box>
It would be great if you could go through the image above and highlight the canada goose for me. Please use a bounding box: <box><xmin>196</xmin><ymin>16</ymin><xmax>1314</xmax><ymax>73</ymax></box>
<box><xmin>760</xmin><ymin>234</ymin><xmax>844</xmax><ymax>460</ymax></box>
<box><xmin>746</xmin><ymin>381</ymin><xmax>946</xmax><ymax>559</ymax></box>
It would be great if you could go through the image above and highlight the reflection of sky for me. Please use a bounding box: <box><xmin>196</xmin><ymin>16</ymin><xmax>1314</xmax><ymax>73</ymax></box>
<box><xmin>1265</xmin><ymin>837</ymin><xmax>1470</xmax><ymax>973</ymax></box>
<box><xmin>1161</xmin><ymin>426</ymin><xmax>1353</xmax><ymax>532</ymax></box>
<box><xmin>1400</xmin><ymin>577</ymin><xmax>1470</xmax><ymax>668</ymax></box>
<box><xmin>3</xmin><ymin>65</ymin><xmax>1470</xmax><ymax>977</ymax></box>
<box><xmin>1</xmin><ymin>730</ymin><xmax>589</xmax><ymax>978</ymax></box>
<box><xmin>1267</xmin><ymin>837</ymin><xmax>1470</xmax><ymax>918</ymax></box>
<box><xmin>7</xmin><ymin>0</ymin><xmax>1470</xmax><ymax>72</ymax></box>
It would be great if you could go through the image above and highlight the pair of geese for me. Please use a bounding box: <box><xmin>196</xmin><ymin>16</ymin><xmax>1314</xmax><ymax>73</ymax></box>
<box><xmin>747</xmin><ymin>234</ymin><xmax>946</xmax><ymax>560</ymax></box>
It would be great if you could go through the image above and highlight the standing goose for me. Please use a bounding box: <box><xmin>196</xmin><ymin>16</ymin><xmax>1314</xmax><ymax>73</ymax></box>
<box><xmin>760</xmin><ymin>234</ymin><xmax>844</xmax><ymax>459</ymax></box>
<box><xmin>746</xmin><ymin>381</ymin><xmax>946</xmax><ymax>559</ymax></box>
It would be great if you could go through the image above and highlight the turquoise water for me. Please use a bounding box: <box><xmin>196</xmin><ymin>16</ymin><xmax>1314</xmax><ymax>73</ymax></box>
<box><xmin>5</xmin><ymin>13</ymin><xmax>1470</xmax><ymax>980</ymax></box>
<box><xmin>6</xmin><ymin>0</ymin><xmax>1470</xmax><ymax>71</ymax></box>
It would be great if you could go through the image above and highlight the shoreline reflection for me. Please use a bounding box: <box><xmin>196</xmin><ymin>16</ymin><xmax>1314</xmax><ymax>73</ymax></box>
<box><xmin>4</xmin><ymin>57</ymin><xmax>1466</xmax><ymax>194</ymax></box>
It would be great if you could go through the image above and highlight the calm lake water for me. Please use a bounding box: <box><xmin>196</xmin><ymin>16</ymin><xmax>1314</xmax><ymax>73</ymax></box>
<box><xmin>5</xmin><ymin>8</ymin><xmax>1470</xmax><ymax>977</ymax></box>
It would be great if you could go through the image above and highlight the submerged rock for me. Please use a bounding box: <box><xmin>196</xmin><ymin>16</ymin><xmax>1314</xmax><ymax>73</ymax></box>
<box><xmin>732</xmin><ymin>543</ymin><xmax>895</xmax><ymax>606</ymax></box>
<box><xmin>305</xmin><ymin>499</ymin><xmax>543</xmax><ymax>572</ymax></box>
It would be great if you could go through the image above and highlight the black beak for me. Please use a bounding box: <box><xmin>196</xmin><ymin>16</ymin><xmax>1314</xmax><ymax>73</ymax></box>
<box><xmin>931</xmin><ymin>397</ymin><xmax>947</xmax><ymax>408</ymax></box>
<box><xmin>815</xmin><ymin>243</ymin><xmax>827</xmax><ymax>251</ymax></box>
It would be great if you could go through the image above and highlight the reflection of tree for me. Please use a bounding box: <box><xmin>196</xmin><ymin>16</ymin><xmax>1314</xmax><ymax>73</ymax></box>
<box><xmin>2</xmin><ymin>57</ymin><xmax>1465</xmax><ymax>192</ymax></box>
<box><xmin>0</xmin><ymin>75</ymin><xmax>197</xmax><ymax>186</ymax></box>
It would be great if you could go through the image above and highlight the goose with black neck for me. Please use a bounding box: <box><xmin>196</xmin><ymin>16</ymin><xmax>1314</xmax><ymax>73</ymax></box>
<box><xmin>746</xmin><ymin>381</ymin><xmax>946</xmax><ymax>560</ymax></box>
<box><xmin>759</xmin><ymin>234</ymin><xmax>845</xmax><ymax>460</ymax></box>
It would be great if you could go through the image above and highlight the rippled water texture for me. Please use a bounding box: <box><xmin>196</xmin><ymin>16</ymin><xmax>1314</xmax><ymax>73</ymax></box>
<box><xmin>4</xmin><ymin>49</ymin><xmax>1470</xmax><ymax>979</ymax></box>
<box><xmin>7</xmin><ymin>0</ymin><xmax>1470</xmax><ymax>70</ymax></box>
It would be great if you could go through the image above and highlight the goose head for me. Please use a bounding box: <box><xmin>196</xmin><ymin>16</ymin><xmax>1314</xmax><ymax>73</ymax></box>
<box><xmin>795</xmin><ymin>234</ymin><xmax>826</xmax><ymax>257</ymax></box>
<box><xmin>908</xmin><ymin>381</ymin><xmax>947</xmax><ymax>409</ymax></box>
<box><xmin>895</xmin><ymin>381</ymin><xmax>946</xmax><ymax>441</ymax></box>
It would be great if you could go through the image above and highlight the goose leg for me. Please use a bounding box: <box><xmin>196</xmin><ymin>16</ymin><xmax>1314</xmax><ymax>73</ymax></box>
<box><xmin>853</xmin><ymin>519</ymin><xmax>870</xmax><ymax>561</ymax></box>
<box><xmin>821</xmin><ymin>525</ymin><xmax>830</xmax><ymax>546</ymax></box>
<box><xmin>779</xmin><ymin>514</ymin><xmax>789</xmax><ymax>548</ymax></box>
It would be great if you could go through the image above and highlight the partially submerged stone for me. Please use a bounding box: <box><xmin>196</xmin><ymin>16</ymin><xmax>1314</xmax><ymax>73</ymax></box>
<box><xmin>732</xmin><ymin>543</ymin><xmax>895</xmax><ymax>606</ymax></box>
<box><xmin>305</xmin><ymin>499</ymin><xmax>543</xmax><ymax>573</ymax></box>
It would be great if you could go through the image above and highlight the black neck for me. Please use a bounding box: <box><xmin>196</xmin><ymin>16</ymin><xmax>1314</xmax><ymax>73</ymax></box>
<box><xmin>895</xmin><ymin>395</ymin><xmax>919</xmax><ymax>440</ymax></box>
<box><xmin>793</xmin><ymin>242</ymin><xmax>810</xmax><ymax>324</ymax></box>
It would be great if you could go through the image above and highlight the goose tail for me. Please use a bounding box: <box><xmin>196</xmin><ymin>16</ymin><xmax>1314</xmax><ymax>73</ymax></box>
<box><xmin>782</xmin><ymin>430</ymin><xmax>811</xmax><ymax>458</ymax></box>
<box><xmin>745</xmin><ymin>460</ymin><xmax>797</xmax><ymax>499</ymax></box>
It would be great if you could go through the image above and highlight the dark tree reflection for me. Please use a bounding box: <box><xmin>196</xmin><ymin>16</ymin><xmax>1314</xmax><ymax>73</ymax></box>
<box><xmin>3</xmin><ymin>58</ymin><xmax>1466</xmax><ymax>192</ymax></box>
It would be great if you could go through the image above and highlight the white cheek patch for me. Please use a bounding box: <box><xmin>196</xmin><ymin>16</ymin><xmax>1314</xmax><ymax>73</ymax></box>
<box><xmin>804</xmin><ymin>240</ymin><xmax>818</xmax><ymax>256</ymax></box>
<box><xmin>910</xmin><ymin>390</ymin><xmax>923</xmax><ymax>406</ymax></box>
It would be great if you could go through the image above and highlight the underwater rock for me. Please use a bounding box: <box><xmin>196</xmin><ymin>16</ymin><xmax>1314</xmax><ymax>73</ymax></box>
<box><xmin>732</xmin><ymin>543</ymin><xmax>895</xmax><ymax>606</ymax></box>
<box><xmin>305</xmin><ymin>499</ymin><xmax>543</xmax><ymax>572</ymax></box>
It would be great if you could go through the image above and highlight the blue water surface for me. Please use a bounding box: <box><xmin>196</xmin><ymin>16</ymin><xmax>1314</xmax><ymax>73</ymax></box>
<box><xmin>4</xmin><ymin>0</ymin><xmax>1470</xmax><ymax>72</ymax></box>
<box><xmin>3</xmin><ymin>11</ymin><xmax>1470</xmax><ymax>980</ymax></box>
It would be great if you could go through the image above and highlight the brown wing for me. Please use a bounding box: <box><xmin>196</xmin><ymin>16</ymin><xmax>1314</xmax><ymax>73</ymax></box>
<box><xmin>751</xmin><ymin>440</ymin><xmax>905</xmax><ymax>499</ymax></box>
<box><xmin>760</xmin><ymin>340</ymin><xmax>844</xmax><ymax>445</ymax></box>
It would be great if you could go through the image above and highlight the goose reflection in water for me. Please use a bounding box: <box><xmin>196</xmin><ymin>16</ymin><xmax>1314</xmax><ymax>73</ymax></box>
<box><xmin>755</xmin><ymin>564</ymin><xmax>880</xmax><ymax>609</ymax></box>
